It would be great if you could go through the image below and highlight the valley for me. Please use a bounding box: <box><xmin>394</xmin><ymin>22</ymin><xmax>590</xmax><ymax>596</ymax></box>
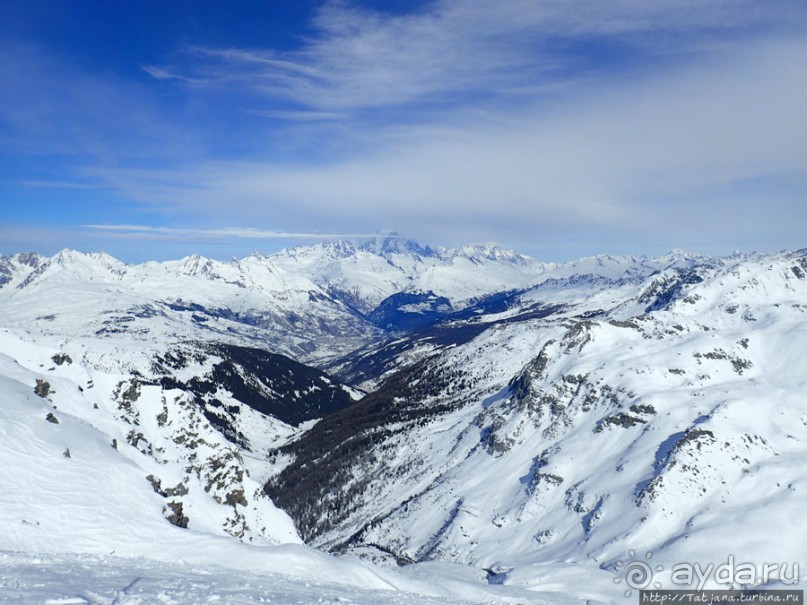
<box><xmin>1</xmin><ymin>239</ymin><xmax>805</xmax><ymax>603</ymax></box>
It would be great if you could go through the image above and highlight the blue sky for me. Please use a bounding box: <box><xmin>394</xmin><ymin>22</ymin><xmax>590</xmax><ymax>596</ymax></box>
<box><xmin>1</xmin><ymin>0</ymin><xmax>806</xmax><ymax>263</ymax></box>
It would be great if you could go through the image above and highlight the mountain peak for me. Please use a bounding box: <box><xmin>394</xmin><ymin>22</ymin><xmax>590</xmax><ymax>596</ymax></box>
<box><xmin>447</xmin><ymin>243</ymin><xmax>533</xmax><ymax>264</ymax></box>
<box><xmin>175</xmin><ymin>253</ymin><xmax>216</xmax><ymax>273</ymax></box>
<box><xmin>358</xmin><ymin>236</ymin><xmax>435</xmax><ymax>258</ymax></box>
<box><xmin>50</xmin><ymin>248</ymin><xmax>126</xmax><ymax>267</ymax></box>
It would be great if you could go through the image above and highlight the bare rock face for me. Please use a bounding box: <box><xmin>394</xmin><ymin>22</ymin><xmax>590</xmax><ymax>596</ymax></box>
<box><xmin>164</xmin><ymin>501</ymin><xmax>189</xmax><ymax>529</ymax></box>
<box><xmin>51</xmin><ymin>353</ymin><xmax>72</xmax><ymax>366</ymax></box>
<box><xmin>35</xmin><ymin>379</ymin><xmax>51</xmax><ymax>398</ymax></box>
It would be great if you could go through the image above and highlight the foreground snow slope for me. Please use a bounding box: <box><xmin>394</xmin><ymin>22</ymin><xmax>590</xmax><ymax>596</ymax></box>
<box><xmin>0</xmin><ymin>333</ymin><xmax>302</xmax><ymax>550</ymax></box>
<box><xmin>1</xmin><ymin>335</ymin><xmax>592</xmax><ymax>603</ymax></box>
<box><xmin>0</xmin><ymin>551</ymin><xmax>619</xmax><ymax>605</ymax></box>
<box><xmin>0</xmin><ymin>304</ymin><xmax>612</xmax><ymax>602</ymax></box>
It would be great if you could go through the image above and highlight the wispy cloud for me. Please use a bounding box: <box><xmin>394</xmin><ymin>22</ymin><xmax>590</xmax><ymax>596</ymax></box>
<box><xmin>143</xmin><ymin>0</ymin><xmax>807</xmax><ymax>114</ymax></box>
<box><xmin>242</xmin><ymin>108</ymin><xmax>347</xmax><ymax>122</ymax></box>
<box><xmin>99</xmin><ymin>33</ymin><xmax>807</xmax><ymax>254</ymax></box>
<box><xmin>19</xmin><ymin>180</ymin><xmax>96</xmax><ymax>190</ymax></box>
<box><xmin>139</xmin><ymin>64</ymin><xmax>210</xmax><ymax>85</ymax></box>
<box><xmin>4</xmin><ymin>1</ymin><xmax>807</xmax><ymax>262</ymax></box>
<box><xmin>83</xmin><ymin>224</ymin><xmax>384</xmax><ymax>241</ymax></box>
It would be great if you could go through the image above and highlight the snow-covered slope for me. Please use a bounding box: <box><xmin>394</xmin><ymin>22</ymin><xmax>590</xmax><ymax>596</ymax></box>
<box><xmin>268</xmin><ymin>238</ymin><xmax>549</xmax><ymax>314</ymax></box>
<box><xmin>0</xmin><ymin>240</ymin><xmax>703</xmax><ymax>365</ymax></box>
<box><xmin>0</xmin><ymin>330</ymin><xmax>569</xmax><ymax>603</ymax></box>
<box><xmin>269</xmin><ymin>250</ymin><xmax>807</xmax><ymax>596</ymax></box>
<box><xmin>0</xmin><ymin>239</ymin><xmax>555</xmax><ymax>365</ymax></box>
<box><xmin>2</xmin><ymin>241</ymin><xmax>805</xmax><ymax>602</ymax></box>
<box><xmin>0</xmin><ymin>249</ymin><xmax>377</xmax><ymax>365</ymax></box>
<box><xmin>0</xmin><ymin>331</ymin><xmax>302</xmax><ymax>548</ymax></box>
<box><xmin>0</xmin><ymin>251</ymin><xmax>43</xmax><ymax>287</ymax></box>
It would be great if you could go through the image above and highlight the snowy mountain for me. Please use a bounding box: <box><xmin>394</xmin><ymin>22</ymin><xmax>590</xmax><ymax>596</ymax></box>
<box><xmin>0</xmin><ymin>237</ymin><xmax>561</xmax><ymax>365</ymax></box>
<box><xmin>267</xmin><ymin>249</ymin><xmax>807</xmax><ymax>593</ymax></box>
<box><xmin>0</xmin><ymin>327</ymin><xmax>545</xmax><ymax>603</ymax></box>
<box><xmin>268</xmin><ymin>238</ymin><xmax>548</xmax><ymax>315</ymax></box>
<box><xmin>1</xmin><ymin>239</ymin><xmax>805</xmax><ymax>603</ymax></box>
<box><xmin>0</xmin><ymin>248</ymin><xmax>375</xmax><ymax>365</ymax></box>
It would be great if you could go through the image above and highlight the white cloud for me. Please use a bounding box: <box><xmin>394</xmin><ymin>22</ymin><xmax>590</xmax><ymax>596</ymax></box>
<box><xmin>139</xmin><ymin>64</ymin><xmax>209</xmax><ymax>85</ymax></box>
<box><xmin>5</xmin><ymin>1</ymin><xmax>806</xmax><ymax>261</ymax></box>
<box><xmin>145</xmin><ymin>0</ymin><xmax>807</xmax><ymax>113</ymax></box>
<box><xmin>83</xmin><ymin>225</ymin><xmax>383</xmax><ymax>241</ymax></box>
<box><xmin>19</xmin><ymin>180</ymin><xmax>96</xmax><ymax>190</ymax></box>
<box><xmin>97</xmin><ymin>33</ymin><xmax>807</xmax><ymax>254</ymax></box>
<box><xmin>242</xmin><ymin>108</ymin><xmax>348</xmax><ymax>122</ymax></box>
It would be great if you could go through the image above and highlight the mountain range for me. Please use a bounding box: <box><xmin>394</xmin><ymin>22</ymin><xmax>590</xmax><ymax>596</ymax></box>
<box><xmin>1</xmin><ymin>238</ymin><xmax>805</xmax><ymax>603</ymax></box>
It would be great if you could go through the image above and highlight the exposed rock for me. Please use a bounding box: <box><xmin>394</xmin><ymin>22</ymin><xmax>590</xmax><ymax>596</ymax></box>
<box><xmin>164</xmin><ymin>501</ymin><xmax>189</xmax><ymax>528</ymax></box>
<box><xmin>34</xmin><ymin>379</ymin><xmax>51</xmax><ymax>398</ymax></box>
<box><xmin>225</xmin><ymin>489</ymin><xmax>248</xmax><ymax>507</ymax></box>
<box><xmin>148</xmin><ymin>474</ymin><xmax>189</xmax><ymax>498</ymax></box>
<box><xmin>51</xmin><ymin>353</ymin><xmax>72</xmax><ymax>366</ymax></box>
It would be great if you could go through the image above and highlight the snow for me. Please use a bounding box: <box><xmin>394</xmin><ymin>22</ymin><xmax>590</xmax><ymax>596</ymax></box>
<box><xmin>1</xmin><ymin>242</ymin><xmax>806</xmax><ymax>603</ymax></box>
<box><xmin>279</xmin><ymin>249</ymin><xmax>807</xmax><ymax>596</ymax></box>
<box><xmin>0</xmin><ymin>356</ymin><xmax>538</xmax><ymax>603</ymax></box>
<box><xmin>0</xmin><ymin>552</ymin><xmax>490</xmax><ymax>605</ymax></box>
